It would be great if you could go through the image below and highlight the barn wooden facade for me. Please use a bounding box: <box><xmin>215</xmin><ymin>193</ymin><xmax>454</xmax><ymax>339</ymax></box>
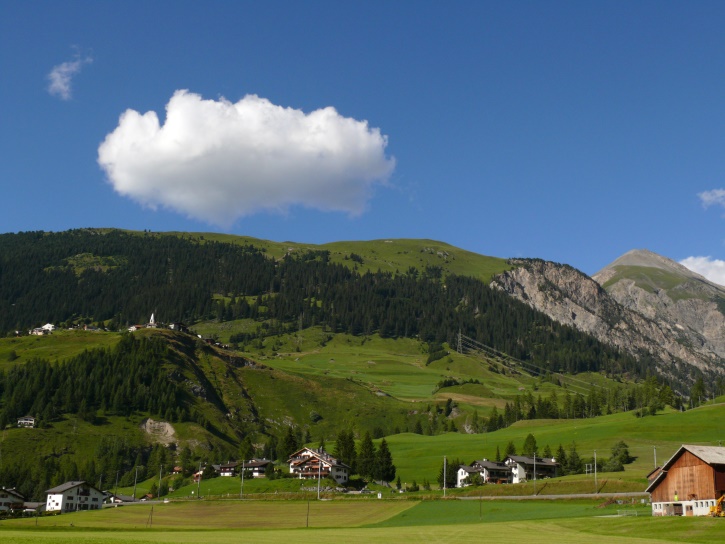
<box><xmin>647</xmin><ymin>445</ymin><xmax>725</xmax><ymax>517</ymax></box>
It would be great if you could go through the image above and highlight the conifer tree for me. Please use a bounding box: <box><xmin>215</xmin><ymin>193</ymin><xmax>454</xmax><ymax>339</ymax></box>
<box><xmin>357</xmin><ymin>431</ymin><xmax>376</xmax><ymax>480</ymax></box>
<box><xmin>374</xmin><ymin>438</ymin><xmax>396</xmax><ymax>482</ymax></box>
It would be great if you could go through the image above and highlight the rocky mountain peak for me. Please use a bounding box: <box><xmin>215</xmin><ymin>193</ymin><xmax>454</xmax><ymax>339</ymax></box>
<box><xmin>593</xmin><ymin>249</ymin><xmax>711</xmax><ymax>287</ymax></box>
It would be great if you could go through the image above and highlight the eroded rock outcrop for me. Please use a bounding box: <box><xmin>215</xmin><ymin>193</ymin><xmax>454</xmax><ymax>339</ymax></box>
<box><xmin>490</xmin><ymin>258</ymin><xmax>722</xmax><ymax>380</ymax></box>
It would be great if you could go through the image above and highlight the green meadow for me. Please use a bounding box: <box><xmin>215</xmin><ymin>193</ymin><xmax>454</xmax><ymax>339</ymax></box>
<box><xmin>384</xmin><ymin>402</ymin><xmax>725</xmax><ymax>484</ymax></box>
<box><xmin>0</xmin><ymin>330</ymin><xmax>122</xmax><ymax>371</ymax></box>
<box><xmin>1</xmin><ymin>499</ymin><xmax>723</xmax><ymax>543</ymax></box>
<box><xmin>163</xmin><ymin>232</ymin><xmax>512</xmax><ymax>281</ymax></box>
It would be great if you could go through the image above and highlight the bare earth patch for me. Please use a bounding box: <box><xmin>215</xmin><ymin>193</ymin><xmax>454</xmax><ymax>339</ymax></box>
<box><xmin>141</xmin><ymin>418</ymin><xmax>176</xmax><ymax>445</ymax></box>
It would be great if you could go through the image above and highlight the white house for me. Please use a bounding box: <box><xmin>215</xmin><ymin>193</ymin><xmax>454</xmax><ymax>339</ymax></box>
<box><xmin>243</xmin><ymin>459</ymin><xmax>272</xmax><ymax>478</ymax></box>
<box><xmin>457</xmin><ymin>459</ymin><xmax>512</xmax><ymax>487</ymax></box>
<box><xmin>45</xmin><ymin>481</ymin><xmax>104</xmax><ymax>513</ymax></box>
<box><xmin>504</xmin><ymin>455</ymin><xmax>559</xmax><ymax>483</ymax></box>
<box><xmin>17</xmin><ymin>415</ymin><xmax>36</xmax><ymax>428</ymax></box>
<box><xmin>288</xmin><ymin>448</ymin><xmax>350</xmax><ymax>484</ymax></box>
<box><xmin>214</xmin><ymin>462</ymin><xmax>239</xmax><ymax>477</ymax></box>
<box><xmin>0</xmin><ymin>487</ymin><xmax>25</xmax><ymax>512</ymax></box>
<box><xmin>41</xmin><ymin>323</ymin><xmax>55</xmax><ymax>332</ymax></box>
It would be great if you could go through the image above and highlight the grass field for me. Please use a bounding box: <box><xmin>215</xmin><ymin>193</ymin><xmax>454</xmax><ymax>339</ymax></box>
<box><xmin>1</xmin><ymin>499</ymin><xmax>723</xmax><ymax>543</ymax></box>
<box><xmin>0</xmin><ymin>330</ymin><xmax>122</xmax><ymax>370</ymax></box>
<box><xmin>383</xmin><ymin>402</ymin><xmax>725</xmax><ymax>483</ymax></box>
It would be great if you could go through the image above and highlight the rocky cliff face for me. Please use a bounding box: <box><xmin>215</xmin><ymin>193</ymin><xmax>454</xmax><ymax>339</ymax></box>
<box><xmin>490</xmin><ymin>258</ymin><xmax>723</xmax><ymax>382</ymax></box>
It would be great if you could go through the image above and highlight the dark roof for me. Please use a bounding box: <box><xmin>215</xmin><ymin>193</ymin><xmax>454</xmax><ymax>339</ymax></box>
<box><xmin>472</xmin><ymin>460</ymin><xmax>509</xmax><ymax>470</ymax></box>
<box><xmin>110</xmin><ymin>493</ymin><xmax>136</xmax><ymax>502</ymax></box>
<box><xmin>1</xmin><ymin>487</ymin><xmax>25</xmax><ymax>500</ymax></box>
<box><xmin>45</xmin><ymin>481</ymin><xmax>100</xmax><ymax>495</ymax></box>
<box><xmin>506</xmin><ymin>455</ymin><xmax>559</xmax><ymax>467</ymax></box>
<box><xmin>242</xmin><ymin>459</ymin><xmax>272</xmax><ymax>468</ymax></box>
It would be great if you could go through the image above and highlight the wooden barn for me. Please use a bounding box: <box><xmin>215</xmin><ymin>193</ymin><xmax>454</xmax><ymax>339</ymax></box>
<box><xmin>647</xmin><ymin>445</ymin><xmax>725</xmax><ymax>517</ymax></box>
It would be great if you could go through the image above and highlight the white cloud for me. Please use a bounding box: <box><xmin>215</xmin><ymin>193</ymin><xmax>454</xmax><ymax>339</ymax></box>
<box><xmin>697</xmin><ymin>189</ymin><xmax>725</xmax><ymax>209</ymax></box>
<box><xmin>679</xmin><ymin>256</ymin><xmax>725</xmax><ymax>287</ymax></box>
<box><xmin>98</xmin><ymin>90</ymin><xmax>396</xmax><ymax>226</ymax></box>
<box><xmin>47</xmin><ymin>52</ymin><xmax>93</xmax><ymax>100</ymax></box>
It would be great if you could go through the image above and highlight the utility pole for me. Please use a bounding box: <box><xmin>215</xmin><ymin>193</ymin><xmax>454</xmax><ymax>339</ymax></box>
<box><xmin>240</xmin><ymin>461</ymin><xmax>245</xmax><ymax>499</ymax></box>
<box><xmin>114</xmin><ymin>471</ymin><xmax>119</xmax><ymax>501</ymax></box>
<box><xmin>158</xmin><ymin>465</ymin><xmax>163</xmax><ymax>498</ymax></box>
<box><xmin>654</xmin><ymin>446</ymin><xmax>657</xmax><ymax>468</ymax></box>
<box><xmin>133</xmin><ymin>466</ymin><xmax>139</xmax><ymax>501</ymax></box>
<box><xmin>443</xmin><ymin>456</ymin><xmax>447</xmax><ymax>498</ymax></box>
<box><xmin>594</xmin><ymin>450</ymin><xmax>597</xmax><ymax>494</ymax></box>
<box><xmin>196</xmin><ymin>461</ymin><xmax>202</xmax><ymax>499</ymax></box>
<box><xmin>317</xmin><ymin>457</ymin><xmax>322</xmax><ymax>500</ymax></box>
<box><xmin>533</xmin><ymin>452</ymin><xmax>537</xmax><ymax>495</ymax></box>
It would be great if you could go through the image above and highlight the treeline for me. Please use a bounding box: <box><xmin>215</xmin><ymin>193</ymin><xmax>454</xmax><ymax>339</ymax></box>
<box><xmin>0</xmin><ymin>229</ymin><xmax>272</xmax><ymax>331</ymax></box>
<box><xmin>1</xmin><ymin>229</ymin><xmax>645</xmax><ymax>378</ymax></box>
<box><xmin>476</xmin><ymin>376</ymin><xmax>677</xmax><ymax>432</ymax></box>
<box><xmin>0</xmin><ymin>335</ymin><xmax>192</xmax><ymax>428</ymax></box>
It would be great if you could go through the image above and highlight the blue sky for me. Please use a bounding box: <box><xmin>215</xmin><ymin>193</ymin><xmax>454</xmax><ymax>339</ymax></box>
<box><xmin>2</xmin><ymin>1</ymin><xmax>725</xmax><ymax>279</ymax></box>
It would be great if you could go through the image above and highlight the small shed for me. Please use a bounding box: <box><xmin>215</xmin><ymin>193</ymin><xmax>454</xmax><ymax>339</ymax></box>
<box><xmin>647</xmin><ymin>444</ymin><xmax>725</xmax><ymax>516</ymax></box>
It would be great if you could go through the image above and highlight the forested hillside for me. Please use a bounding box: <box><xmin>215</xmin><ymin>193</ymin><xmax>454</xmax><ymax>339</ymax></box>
<box><xmin>0</xmin><ymin>229</ymin><xmax>642</xmax><ymax>377</ymax></box>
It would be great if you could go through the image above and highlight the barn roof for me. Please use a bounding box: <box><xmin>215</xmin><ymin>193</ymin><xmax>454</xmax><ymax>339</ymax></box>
<box><xmin>680</xmin><ymin>445</ymin><xmax>725</xmax><ymax>466</ymax></box>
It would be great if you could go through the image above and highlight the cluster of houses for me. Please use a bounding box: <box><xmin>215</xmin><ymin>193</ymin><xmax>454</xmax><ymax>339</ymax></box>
<box><xmin>27</xmin><ymin>323</ymin><xmax>55</xmax><ymax>336</ymax></box>
<box><xmin>2</xmin><ymin>445</ymin><xmax>724</xmax><ymax>517</ymax></box>
<box><xmin>194</xmin><ymin>448</ymin><xmax>351</xmax><ymax>485</ymax></box>
<box><xmin>1</xmin><ymin>482</ymin><xmax>104</xmax><ymax>515</ymax></box>
<box><xmin>196</xmin><ymin>458</ymin><xmax>272</xmax><ymax>481</ymax></box>
<box><xmin>457</xmin><ymin>454</ymin><xmax>560</xmax><ymax>487</ymax></box>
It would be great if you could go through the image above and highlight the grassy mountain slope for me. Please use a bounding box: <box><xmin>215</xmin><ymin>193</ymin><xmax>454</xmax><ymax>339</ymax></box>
<box><xmin>162</xmin><ymin>231</ymin><xmax>512</xmax><ymax>282</ymax></box>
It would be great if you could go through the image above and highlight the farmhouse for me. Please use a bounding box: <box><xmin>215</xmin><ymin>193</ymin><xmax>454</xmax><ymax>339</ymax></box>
<box><xmin>105</xmin><ymin>493</ymin><xmax>136</xmax><ymax>504</ymax></box>
<box><xmin>17</xmin><ymin>415</ymin><xmax>36</xmax><ymax>428</ymax></box>
<box><xmin>22</xmin><ymin>501</ymin><xmax>46</xmax><ymax>514</ymax></box>
<box><xmin>242</xmin><ymin>459</ymin><xmax>272</xmax><ymax>477</ymax></box>
<box><xmin>45</xmin><ymin>481</ymin><xmax>105</xmax><ymax>513</ymax></box>
<box><xmin>168</xmin><ymin>322</ymin><xmax>190</xmax><ymax>334</ymax></box>
<box><xmin>504</xmin><ymin>455</ymin><xmax>559</xmax><ymax>483</ymax></box>
<box><xmin>214</xmin><ymin>461</ymin><xmax>239</xmax><ymax>477</ymax></box>
<box><xmin>457</xmin><ymin>459</ymin><xmax>512</xmax><ymax>487</ymax></box>
<box><xmin>288</xmin><ymin>447</ymin><xmax>350</xmax><ymax>484</ymax></box>
<box><xmin>0</xmin><ymin>487</ymin><xmax>24</xmax><ymax>512</ymax></box>
<box><xmin>647</xmin><ymin>444</ymin><xmax>725</xmax><ymax>517</ymax></box>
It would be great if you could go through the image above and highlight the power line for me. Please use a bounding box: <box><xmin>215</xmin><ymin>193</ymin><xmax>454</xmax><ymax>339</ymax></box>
<box><xmin>458</xmin><ymin>332</ymin><xmax>607</xmax><ymax>397</ymax></box>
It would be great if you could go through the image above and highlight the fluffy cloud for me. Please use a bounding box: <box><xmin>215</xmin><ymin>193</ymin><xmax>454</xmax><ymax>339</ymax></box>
<box><xmin>98</xmin><ymin>91</ymin><xmax>396</xmax><ymax>226</ymax></box>
<box><xmin>697</xmin><ymin>189</ymin><xmax>725</xmax><ymax>208</ymax></box>
<box><xmin>47</xmin><ymin>52</ymin><xmax>92</xmax><ymax>100</ymax></box>
<box><xmin>679</xmin><ymin>256</ymin><xmax>725</xmax><ymax>287</ymax></box>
